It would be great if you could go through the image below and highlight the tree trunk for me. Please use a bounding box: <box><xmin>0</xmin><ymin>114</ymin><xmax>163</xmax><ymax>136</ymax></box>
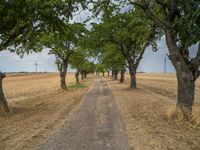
<box><xmin>113</xmin><ymin>71</ymin><xmax>118</xmax><ymax>80</ymax></box>
<box><xmin>108</xmin><ymin>71</ymin><xmax>110</xmax><ymax>78</ymax></box>
<box><xmin>60</xmin><ymin>72</ymin><xmax>67</xmax><ymax>90</ymax></box>
<box><xmin>111</xmin><ymin>70</ymin><xmax>114</xmax><ymax>78</ymax></box>
<box><xmin>0</xmin><ymin>73</ymin><xmax>10</xmax><ymax>115</ymax></box>
<box><xmin>102</xmin><ymin>72</ymin><xmax>105</xmax><ymax>77</ymax></box>
<box><xmin>129</xmin><ymin>65</ymin><xmax>137</xmax><ymax>89</ymax></box>
<box><xmin>60</xmin><ymin>62</ymin><xmax>68</xmax><ymax>90</ymax></box>
<box><xmin>81</xmin><ymin>72</ymin><xmax>84</xmax><ymax>80</ymax></box>
<box><xmin>84</xmin><ymin>72</ymin><xmax>87</xmax><ymax>79</ymax></box>
<box><xmin>120</xmin><ymin>70</ymin><xmax>125</xmax><ymax>83</ymax></box>
<box><xmin>75</xmin><ymin>70</ymin><xmax>80</xmax><ymax>84</ymax></box>
<box><xmin>176</xmin><ymin>73</ymin><xmax>195</xmax><ymax>120</ymax></box>
<box><xmin>165</xmin><ymin>29</ymin><xmax>195</xmax><ymax>119</ymax></box>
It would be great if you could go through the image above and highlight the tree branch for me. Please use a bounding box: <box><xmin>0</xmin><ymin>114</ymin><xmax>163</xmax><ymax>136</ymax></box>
<box><xmin>168</xmin><ymin>0</ymin><xmax>179</xmax><ymax>22</ymax></box>
<box><xmin>129</xmin><ymin>0</ymin><xmax>168</xmax><ymax>30</ymax></box>
<box><xmin>135</xmin><ymin>47</ymin><xmax>146</xmax><ymax>69</ymax></box>
<box><xmin>135</xmin><ymin>25</ymin><xmax>156</xmax><ymax>68</ymax></box>
<box><xmin>0</xmin><ymin>34</ymin><xmax>15</xmax><ymax>51</ymax></box>
<box><xmin>128</xmin><ymin>0</ymin><xmax>147</xmax><ymax>9</ymax></box>
<box><xmin>119</xmin><ymin>45</ymin><xmax>132</xmax><ymax>64</ymax></box>
<box><xmin>155</xmin><ymin>0</ymin><xmax>165</xmax><ymax>6</ymax></box>
<box><xmin>0</xmin><ymin>24</ymin><xmax>28</xmax><ymax>51</ymax></box>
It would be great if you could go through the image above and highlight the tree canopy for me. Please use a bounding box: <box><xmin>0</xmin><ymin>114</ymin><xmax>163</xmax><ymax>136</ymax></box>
<box><xmin>0</xmin><ymin>0</ymin><xmax>86</xmax><ymax>54</ymax></box>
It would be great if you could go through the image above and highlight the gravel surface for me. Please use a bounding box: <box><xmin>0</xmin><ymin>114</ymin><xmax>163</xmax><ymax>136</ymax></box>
<box><xmin>38</xmin><ymin>77</ymin><xmax>130</xmax><ymax>150</ymax></box>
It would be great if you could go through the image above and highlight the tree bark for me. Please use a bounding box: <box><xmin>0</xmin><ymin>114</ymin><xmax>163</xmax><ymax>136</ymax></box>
<box><xmin>107</xmin><ymin>71</ymin><xmax>110</xmax><ymax>78</ymax></box>
<box><xmin>75</xmin><ymin>70</ymin><xmax>80</xmax><ymax>84</ymax></box>
<box><xmin>84</xmin><ymin>72</ymin><xmax>87</xmax><ymax>79</ymax></box>
<box><xmin>60</xmin><ymin>61</ymin><xmax>68</xmax><ymax>90</ymax></box>
<box><xmin>119</xmin><ymin>70</ymin><xmax>125</xmax><ymax>83</ymax></box>
<box><xmin>131</xmin><ymin>1</ymin><xmax>199</xmax><ymax>120</ymax></box>
<box><xmin>102</xmin><ymin>72</ymin><xmax>105</xmax><ymax>77</ymax></box>
<box><xmin>0</xmin><ymin>73</ymin><xmax>10</xmax><ymax>115</ymax></box>
<box><xmin>111</xmin><ymin>70</ymin><xmax>114</xmax><ymax>78</ymax></box>
<box><xmin>81</xmin><ymin>71</ymin><xmax>84</xmax><ymax>80</ymax></box>
<box><xmin>176</xmin><ymin>73</ymin><xmax>195</xmax><ymax>120</ymax></box>
<box><xmin>165</xmin><ymin>29</ymin><xmax>196</xmax><ymax>119</ymax></box>
<box><xmin>113</xmin><ymin>70</ymin><xmax>118</xmax><ymax>80</ymax></box>
<box><xmin>128</xmin><ymin>62</ymin><xmax>137</xmax><ymax>89</ymax></box>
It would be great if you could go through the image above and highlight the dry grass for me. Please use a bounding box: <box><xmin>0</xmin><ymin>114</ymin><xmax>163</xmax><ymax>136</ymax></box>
<box><xmin>0</xmin><ymin>73</ymin><xmax>93</xmax><ymax>150</ymax></box>
<box><xmin>3</xmin><ymin>73</ymin><xmax>76</xmax><ymax>101</ymax></box>
<box><xmin>107</xmin><ymin>73</ymin><xmax>200</xmax><ymax>150</ymax></box>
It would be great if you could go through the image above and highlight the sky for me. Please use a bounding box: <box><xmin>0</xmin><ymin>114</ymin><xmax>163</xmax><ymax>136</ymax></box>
<box><xmin>0</xmin><ymin>6</ymin><xmax>198</xmax><ymax>73</ymax></box>
<box><xmin>0</xmin><ymin>36</ymin><xmax>176</xmax><ymax>73</ymax></box>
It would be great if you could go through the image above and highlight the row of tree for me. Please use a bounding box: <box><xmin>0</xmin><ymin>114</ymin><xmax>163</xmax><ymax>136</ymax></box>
<box><xmin>86</xmin><ymin>0</ymin><xmax>200</xmax><ymax>120</ymax></box>
<box><xmin>0</xmin><ymin>0</ymin><xmax>200</xmax><ymax>121</ymax></box>
<box><xmin>0</xmin><ymin>0</ymin><xmax>90</xmax><ymax>114</ymax></box>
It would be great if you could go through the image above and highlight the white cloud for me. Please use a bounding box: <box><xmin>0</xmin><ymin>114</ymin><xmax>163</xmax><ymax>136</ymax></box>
<box><xmin>0</xmin><ymin>49</ymin><xmax>57</xmax><ymax>72</ymax></box>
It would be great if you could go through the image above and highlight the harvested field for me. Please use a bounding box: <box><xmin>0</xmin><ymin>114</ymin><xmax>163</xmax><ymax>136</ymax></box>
<box><xmin>107</xmin><ymin>73</ymin><xmax>200</xmax><ymax>150</ymax></box>
<box><xmin>0</xmin><ymin>73</ymin><xmax>93</xmax><ymax>150</ymax></box>
<box><xmin>1</xmin><ymin>73</ymin><xmax>200</xmax><ymax>150</ymax></box>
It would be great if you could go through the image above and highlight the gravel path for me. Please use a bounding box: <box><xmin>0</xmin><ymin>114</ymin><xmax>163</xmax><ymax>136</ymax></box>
<box><xmin>38</xmin><ymin>77</ymin><xmax>130</xmax><ymax>150</ymax></box>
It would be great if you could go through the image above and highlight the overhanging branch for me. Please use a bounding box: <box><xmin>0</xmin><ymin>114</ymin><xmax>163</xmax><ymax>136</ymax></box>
<box><xmin>129</xmin><ymin>0</ymin><xmax>167</xmax><ymax>30</ymax></box>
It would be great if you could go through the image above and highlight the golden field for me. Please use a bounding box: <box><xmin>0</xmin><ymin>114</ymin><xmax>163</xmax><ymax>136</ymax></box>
<box><xmin>107</xmin><ymin>73</ymin><xmax>200</xmax><ymax>150</ymax></box>
<box><xmin>1</xmin><ymin>73</ymin><xmax>200</xmax><ymax>150</ymax></box>
<box><xmin>0</xmin><ymin>73</ymin><xmax>93</xmax><ymax>150</ymax></box>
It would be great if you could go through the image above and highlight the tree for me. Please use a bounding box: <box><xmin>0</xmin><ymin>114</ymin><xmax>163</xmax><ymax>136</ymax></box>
<box><xmin>42</xmin><ymin>23</ymin><xmax>86</xmax><ymax>90</ymax></box>
<box><xmin>119</xmin><ymin>66</ymin><xmax>126</xmax><ymax>83</ymax></box>
<box><xmin>110</xmin><ymin>11</ymin><xmax>157</xmax><ymax>88</ymax></box>
<box><xmin>70</xmin><ymin>49</ymin><xmax>89</xmax><ymax>84</ymax></box>
<box><xmin>0</xmin><ymin>0</ymin><xmax>85</xmax><ymax>53</ymax></box>
<box><xmin>0</xmin><ymin>0</ymin><xmax>86</xmax><ymax>113</ymax></box>
<box><xmin>83</xmin><ymin>61</ymin><xmax>95</xmax><ymax>79</ymax></box>
<box><xmin>95</xmin><ymin>63</ymin><xmax>106</xmax><ymax>76</ymax></box>
<box><xmin>0</xmin><ymin>72</ymin><xmax>10</xmax><ymax>115</ymax></box>
<box><xmin>100</xmin><ymin>43</ymin><xmax>126</xmax><ymax>81</ymax></box>
<box><xmin>87</xmin><ymin>8</ymin><xmax>157</xmax><ymax>88</ymax></box>
<box><xmin>130</xmin><ymin>0</ymin><xmax>200</xmax><ymax>119</ymax></box>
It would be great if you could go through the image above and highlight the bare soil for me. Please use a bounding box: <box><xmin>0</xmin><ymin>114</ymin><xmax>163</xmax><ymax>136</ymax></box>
<box><xmin>0</xmin><ymin>73</ymin><xmax>93</xmax><ymax>150</ymax></box>
<box><xmin>107</xmin><ymin>73</ymin><xmax>200</xmax><ymax>150</ymax></box>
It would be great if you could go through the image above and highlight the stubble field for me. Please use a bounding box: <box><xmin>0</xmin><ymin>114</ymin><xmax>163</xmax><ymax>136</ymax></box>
<box><xmin>1</xmin><ymin>73</ymin><xmax>200</xmax><ymax>150</ymax></box>
<box><xmin>0</xmin><ymin>73</ymin><xmax>93</xmax><ymax>150</ymax></box>
<box><xmin>107</xmin><ymin>73</ymin><xmax>200</xmax><ymax>150</ymax></box>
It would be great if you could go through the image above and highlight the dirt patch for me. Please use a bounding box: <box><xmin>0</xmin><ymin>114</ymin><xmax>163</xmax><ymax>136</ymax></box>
<box><xmin>0</xmin><ymin>73</ymin><xmax>93</xmax><ymax>150</ymax></box>
<box><xmin>107</xmin><ymin>73</ymin><xmax>200</xmax><ymax>150</ymax></box>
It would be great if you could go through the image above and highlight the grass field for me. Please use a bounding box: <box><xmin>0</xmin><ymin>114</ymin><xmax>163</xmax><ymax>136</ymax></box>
<box><xmin>107</xmin><ymin>73</ymin><xmax>200</xmax><ymax>150</ymax></box>
<box><xmin>0</xmin><ymin>73</ymin><xmax>93</xmax><ymax>150</ymax></box>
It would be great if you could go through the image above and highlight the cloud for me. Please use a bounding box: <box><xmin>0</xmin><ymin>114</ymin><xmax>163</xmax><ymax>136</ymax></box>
<box><xmin>0</xmin><ymin>49</ymin><xmax>57</xmax><ymax>72</ymax></box>
<box><xmin>0</xmin><ymin>37</ymin><xmax>176</xmax><ymax>73</ymax></box>
<box><xmin>137</xmin><ymin>36</ymin><xmax>175</xmax><ymax>73</ymax></box>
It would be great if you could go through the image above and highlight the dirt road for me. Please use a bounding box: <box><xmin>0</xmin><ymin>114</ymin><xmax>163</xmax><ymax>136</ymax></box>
<box><xmin>0</xmin><ymin>73</ymin><xmax>92</xmax><ymax>150</ymax></box>
<box><xmin>38</xmin><ymin>77</ymin><xmax>130</xmax><ymax>150</ymax></box>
